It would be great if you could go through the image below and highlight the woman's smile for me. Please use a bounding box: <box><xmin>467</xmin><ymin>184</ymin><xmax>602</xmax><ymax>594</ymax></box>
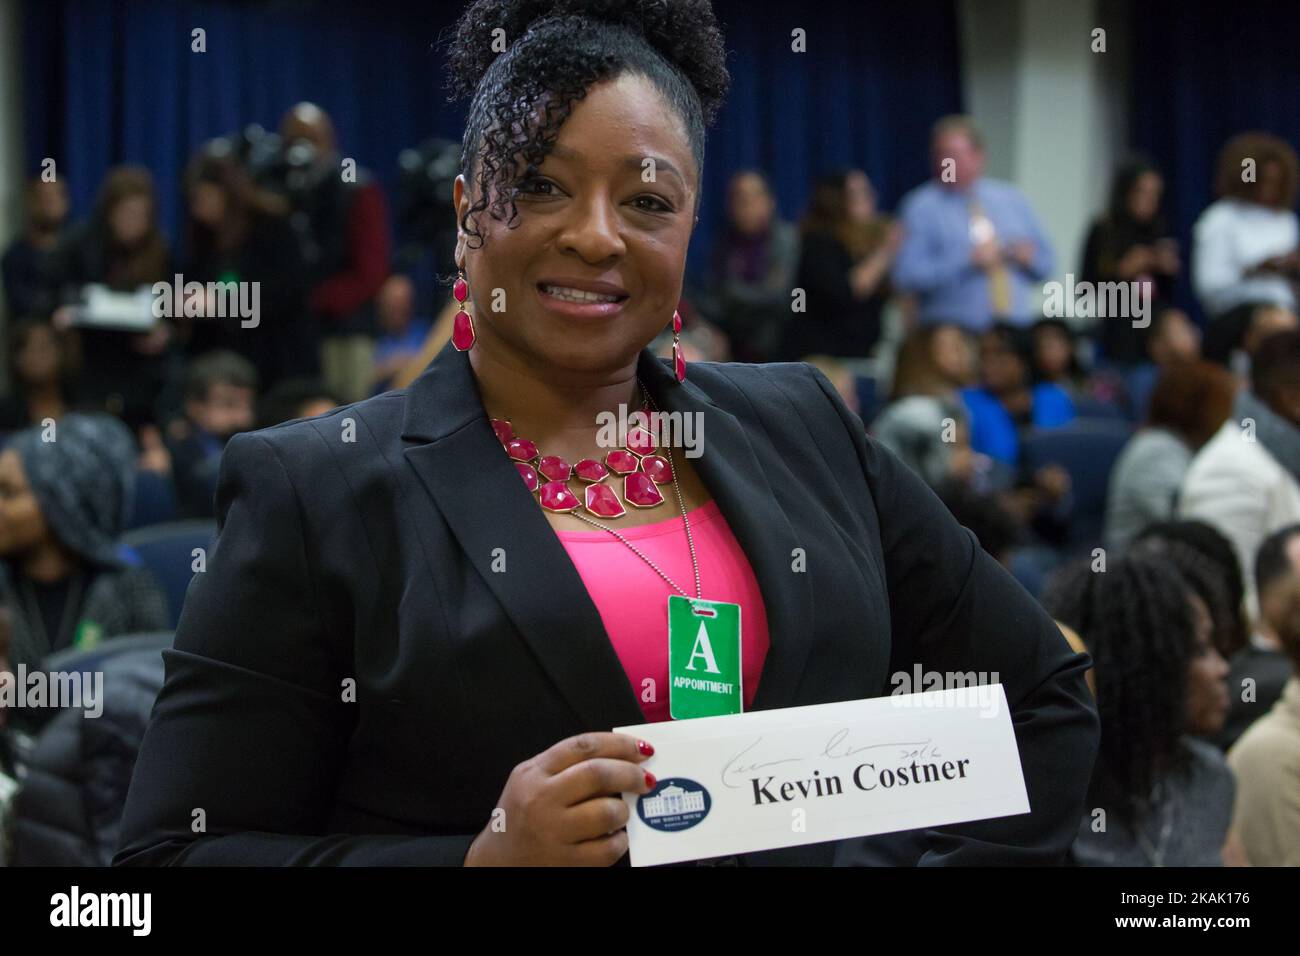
<box><xmin>535</xmin><ymin>276</ymin><xmax>630</xmax><ymax>320</ymax></box>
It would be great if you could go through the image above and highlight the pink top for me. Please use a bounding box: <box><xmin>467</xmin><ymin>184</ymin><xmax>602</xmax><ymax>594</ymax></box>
<box><xmin>557</xmin><ymin>499</ymin><xmax>771</xmax><ymax>723</ymax></box>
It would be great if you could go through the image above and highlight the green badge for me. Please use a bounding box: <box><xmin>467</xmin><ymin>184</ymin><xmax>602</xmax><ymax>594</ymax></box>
<box><xmin>74</xmin><ymin>619</ymin><xmax>103</xmax><ymax>652</ymax></box>
<box><xmin>668</xmin><ymin>596</ymin><xmax>743</xmax><ymax>719</ymax></box>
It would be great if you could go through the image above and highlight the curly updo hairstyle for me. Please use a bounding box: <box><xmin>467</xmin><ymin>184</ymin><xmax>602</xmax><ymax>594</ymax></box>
<box><xmin>445</xmin><ymin>0</ymin><xmax>730</xmax><ymax>247</ymax></box>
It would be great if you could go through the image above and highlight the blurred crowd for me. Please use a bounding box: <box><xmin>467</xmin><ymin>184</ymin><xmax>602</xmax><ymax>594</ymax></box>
<box><xmin>1</xmin><ymin>109</ymin><xmax>1299</xmax><ymax>867</ymax></box>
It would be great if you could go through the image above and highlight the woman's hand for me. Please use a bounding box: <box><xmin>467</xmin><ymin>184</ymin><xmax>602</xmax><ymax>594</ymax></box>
<box><xmin>1222</xmin><ymin>829</ymin><xmax>1251</xmax><ymax>867</ymax></box>
<box><xmin>1115</xmin><ymin>244</ymin><xmax>1154</xmax><ymax>280</ymax></box>
<box><xmin>849</xmin><ymin>224</ymin><xmax>903</xmax><ymax>299</ymax></box>
<box><xmin>132</xmin><ymin>322</ymin><xmax>172</xmax><ymax>355</ymax></box>
<box><xmin>137</xmin><ymin>424</ymin><xmax>172</xmax><ymax>475</ymax></box>
<box><xmin>464</xmin><ymin>732</ymin><xmax>656</xmax><ymax>866</ymax></box>
<box><xmin>1152</xmin><ymin>238</ymin><xmax>1180</xmax><ymax>275</ymax></box>
<box><xmin>1249</xmin><ymin>250</ymin><xmax>1300</xmax><ymax>277</ymax></box>
<box><xmin>1033</xmin><ymin>464</ymin><xmax>1072</xmax><ymax>503</ymax></box>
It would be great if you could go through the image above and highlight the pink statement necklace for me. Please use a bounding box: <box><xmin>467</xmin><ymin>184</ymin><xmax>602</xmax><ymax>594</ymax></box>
<box><xmin>491</xmin><ymin>379</ymin><xmax>673</xmax><ymax>519</ymax></box>
<box><xmin>490</xmin><ymin>379</ymin><xmax>703</xmax><ymax>600</ymax></box>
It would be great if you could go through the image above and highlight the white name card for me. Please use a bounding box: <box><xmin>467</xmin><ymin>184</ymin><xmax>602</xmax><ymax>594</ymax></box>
<box><xmin>614</xmin><ymin>684</ymin><xmax>1029</xmax><ymax>866</ymax></box>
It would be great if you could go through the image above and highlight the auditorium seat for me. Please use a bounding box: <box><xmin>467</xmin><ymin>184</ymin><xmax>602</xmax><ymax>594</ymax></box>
<box><xmin>1070</xmin><ymin>395</ymin><xmax>1129</xmax><ymax>421</ymax></box>
<box><xmin>853</xmin><ymin>374</ymin><xmax>879</xmax><ymax>425</ymax></box>
<box><xmin>119</xmin><ymin>520</ymin><xmax>217</xmax><ymax>628</ymax></box>
<box><xmin>1022</xmin><ymin>420</ymin><xmax>1133</xmax><ymax>553</ymax></box>
<box><xmin>128</xmin><ymin>468</ymin><xmax>179</xmax><ymax>529</ymax></box>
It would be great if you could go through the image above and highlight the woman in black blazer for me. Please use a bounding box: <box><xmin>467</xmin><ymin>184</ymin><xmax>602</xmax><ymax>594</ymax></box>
<box><xmin>116</xmin><ymin>0</ymin><xmax>1097</xmax><ymax>867</ymax></box>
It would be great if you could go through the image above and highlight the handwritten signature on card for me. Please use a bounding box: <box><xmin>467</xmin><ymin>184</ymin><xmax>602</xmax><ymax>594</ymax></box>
<box><xmin>720</xmin><ymin>729</ymin><xmax>942</xmax><ymax>789</ymax></box>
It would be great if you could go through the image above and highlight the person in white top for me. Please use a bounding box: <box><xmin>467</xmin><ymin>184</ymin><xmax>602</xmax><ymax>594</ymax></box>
<box><xmin>1193</xmin><ymin>132</ymin><xmax>1300</xmax><ymax>361</ymax></box>
<box><xmin>1180</xmin><ymin>330</ymin><xmax>1300</xmax><ymax>622</ymax></box>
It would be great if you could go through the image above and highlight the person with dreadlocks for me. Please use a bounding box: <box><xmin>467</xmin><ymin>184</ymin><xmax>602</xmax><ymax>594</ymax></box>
<box><xmin>1136</xmin><ymin>519</ymin><xmax>1248</xmax><ymax>651</ymax></box>
<box><xmin>1045</xmin><ymin>553</ymin><xmax>1244</xmax><ymax>865</ymax></box>
<box><xmin>1131</xmin><ymin>535</ymin><xmax>1247</xmax><ymax>661</ymax></box>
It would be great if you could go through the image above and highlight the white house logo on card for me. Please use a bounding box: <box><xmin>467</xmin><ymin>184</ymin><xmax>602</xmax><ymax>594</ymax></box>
<box><xmin>637</xmin><ymin>777</ymin><xmax>712</xmax><ymax>832</ymax></box>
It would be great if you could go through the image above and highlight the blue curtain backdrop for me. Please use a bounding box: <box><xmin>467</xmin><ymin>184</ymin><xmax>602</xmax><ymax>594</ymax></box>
<box><xmin>1128</xmin><ymin>0</ymin><xmax>1300</xmax><ymax>321</ymax></box>
<box><xmin>22</xmin><ymin>0</ymin><xmax>963</xmax><ymax>281</ymax></box>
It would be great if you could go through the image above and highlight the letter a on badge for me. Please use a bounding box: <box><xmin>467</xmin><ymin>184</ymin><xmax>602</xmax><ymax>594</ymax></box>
<box><xmin>667</xmin><ymin>594</ymin><xmax>743</xmax><ymax>718</ymax></box>
<box><xmin>686</xmin><ymin>621</ymin><xmax>722</xmax><ymax>673</ymax></box>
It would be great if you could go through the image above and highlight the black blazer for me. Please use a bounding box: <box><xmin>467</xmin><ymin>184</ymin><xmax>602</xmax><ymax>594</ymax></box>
<box><xmin>115</xmin><ymin>340</ymin><xmax>1098</xmax><ymax>866</ymax></box>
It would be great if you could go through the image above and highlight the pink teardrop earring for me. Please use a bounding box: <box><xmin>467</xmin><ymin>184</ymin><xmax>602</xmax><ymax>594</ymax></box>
<box><xmin>671</xmin><ymin>309</ymin><xmax>685</xmax><ymax>383</ymax></box>
<box><xmin>451</xmin><ymin>268</ymin><xmax>475</xmax><ymax>351</ymax></box>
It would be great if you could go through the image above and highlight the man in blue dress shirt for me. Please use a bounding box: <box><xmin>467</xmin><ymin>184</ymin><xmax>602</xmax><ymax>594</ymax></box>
<box><xmin>893</xmin><ymin>115</ymin><xmax>1055</xmax><ymax>332</ymax></box>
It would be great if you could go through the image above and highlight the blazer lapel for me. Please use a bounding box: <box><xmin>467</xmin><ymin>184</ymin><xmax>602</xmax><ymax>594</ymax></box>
<box><xmin>634</xmin><ymin>350</ymin><xmax>815</xmax><ymax>712</ymax></box>
<box><xmin>400</xmin><ymin>341</ymin><xmax>815</xmax><ymax>730</ymax></box>
<box><xmin>401</xmin><ymin>341</ymin><xmax>645</xmax><ymax>730</ymax></box>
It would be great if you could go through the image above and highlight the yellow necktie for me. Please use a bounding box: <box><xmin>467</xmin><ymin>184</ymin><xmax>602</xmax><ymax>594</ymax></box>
<box><xmin>970</xmin><ymin>196</ymin><xmax>1012</xmax><ymax>318</ymax></box>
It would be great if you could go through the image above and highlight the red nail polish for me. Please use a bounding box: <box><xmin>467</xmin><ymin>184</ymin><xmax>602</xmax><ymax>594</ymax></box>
<box><xmin>644</xmin><ymin>771</ymin><xmax>657</xmax><ymax>790</ymax></box>
<box><xmin>637</xmin><ymin>739</ymin><xmax>654</xmax><ymax>756</ymax></box>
